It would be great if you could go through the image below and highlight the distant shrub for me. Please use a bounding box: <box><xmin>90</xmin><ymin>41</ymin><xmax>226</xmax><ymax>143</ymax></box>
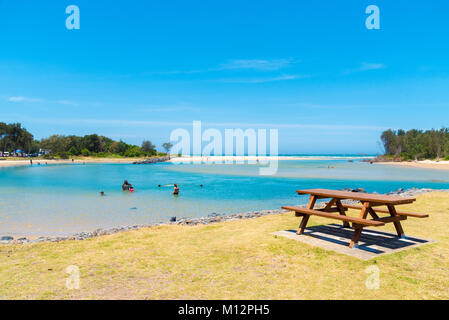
<box><xmin>124</xmin><ymin>146</ymin><xmax>143</xmax><ymax>157</ymax></box>
<box><xmin>68</xmin><ymin>146</ymin><xmax>79</xmax><ymax>156</ymax></box>
<box><xmin>94</xmin><ymin>152</ymin><xmax>107</xmax><ymax>158</ymax></box>
<box><xmin>444</xmin><ymin>155</ymin><xmax>449</xmax><ymax>161</ymax></box>
<box><xmin>58</xmin><ymin>152</ymin><xmax>69</xmax><ymax>159</ymax></box>
<box><xmin>81</xmin><ymin>148</ymin><xmax>90</xmax><ymax>156</ymax></box>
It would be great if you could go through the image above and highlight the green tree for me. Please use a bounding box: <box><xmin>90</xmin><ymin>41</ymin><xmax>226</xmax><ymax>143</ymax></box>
<box><xmin>81</xmin><ymin>134</ymin><xmax>102</xmax><ymax>153</ymax></box>
<box><xmin>141</xmin><ymin>140</ymin><xmax>156</xmax><ymax>154</ymax></box>
<box><xmin>40</xmin><ymin>135</ymin><xmax>69</xmax><ymax>154</ymax></box>
<box><xmin>162</xmin><ymin>142</ymin><xmax>173</xmax><ymax>158</ymax></box>
<box><xmin>108</xmin><ymin>141</ymin><xmax>121</xmax><ymax>154</ymax></box>
<box><xmin>124</xmin><ymin>145</ymin><xmax>143</xmax><ymax>157</ymax></box>
<box><xmin>381</xmin><ymin>128</ymin><xmax>449</xmax><ymax>160</ymax></box>
<box><xmin>0</xmin><ymin>123</ymin><xmax>34</xmax><ymax>153</ymax></box>
<box><xmin>68</xmin><ymin>146</ymin><xmax>80</xmax><ymax>156</ymax></box>
<box><xmin>162</xmin><ymin>142</ymin><xmax>173</xmax><ymax>153</ymax></box>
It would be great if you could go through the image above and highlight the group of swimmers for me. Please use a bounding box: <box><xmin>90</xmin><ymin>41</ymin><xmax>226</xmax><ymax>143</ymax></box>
<box><xmin>99</xmin><ymin>180</ymin><xmax>204</xmax><ymax>197</ymax></box>
<box><xmin>117</xmin><ymin>180</ymin><xmax>189</xmax><ymax>195</ymax></box>
<box><xmin>29</xmin><ymin>159</ymin><xmax>48</xmax><ymax>165</ymax></box>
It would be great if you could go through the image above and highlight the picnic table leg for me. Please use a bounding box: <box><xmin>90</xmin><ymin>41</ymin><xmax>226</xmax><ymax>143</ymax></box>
<box><xmin>350</xmin><ymin>224</ymin><xmax>363</xmax><ymax>248</ymax></box>
<box><xmin>335</xmin><ymin>199</ymin><xmax>351</xmax><ymax>228</ymax></box>
<box><xmin>297</xmin><ymin>195</ymin><xmax>316</xmax><ymax>235</ymax></box>
<box><xmin>387</xmin><ymin>204</ymin><xmax>405</xmax><ymax>238</ymax></box>
<box><xmin>349</xmin><ymin>202</ymin><xmax>370</xmax><ymax>248</ymax></box>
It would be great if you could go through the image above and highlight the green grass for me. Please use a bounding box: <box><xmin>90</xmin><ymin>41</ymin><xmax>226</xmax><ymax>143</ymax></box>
<box><xmin>0</xmin><ymin>192</ymin><xmax>448</xmax><ymax>300</ymax></box>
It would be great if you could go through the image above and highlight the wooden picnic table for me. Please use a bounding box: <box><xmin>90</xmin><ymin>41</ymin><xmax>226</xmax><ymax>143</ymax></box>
<box><xmin>282</xmin><ymin>188</ymin><xmax>429</xmax><ymax>248</ymax></box>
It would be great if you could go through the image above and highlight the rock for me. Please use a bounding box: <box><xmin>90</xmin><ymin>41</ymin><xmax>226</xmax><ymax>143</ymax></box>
<box><xmin>208</xmin><ymin>213</ymin><xmax>220</xmax><ymax>217</ymax></box>
<box><xmin>352</xmin><ymin>188</ymin><xmax>367</xmax><ymax>193</ymax></box>
<box><xmin>1</xmin><ymin>236</ymin><xmax>13</xmax><ymax>241</ymax></box>
<box><xmin>133</xmin><ymin>157</ymin><xmax>170</xmax><ymax>165</ymax></box>
<box><xmin>170</xmin><ymin>216</ymin><xmax>176</xmax><ymax>222</ymax></box>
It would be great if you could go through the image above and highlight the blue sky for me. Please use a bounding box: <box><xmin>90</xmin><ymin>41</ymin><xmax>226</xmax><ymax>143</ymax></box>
<box><xmin>0</xmin><ymin>0</ymin><xmax>448</xmax><ymax>154</ymax></box>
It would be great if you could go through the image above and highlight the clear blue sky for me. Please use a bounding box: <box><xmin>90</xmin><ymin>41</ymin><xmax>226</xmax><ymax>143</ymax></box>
<box><xmin>1</xmin><ymin>0</ymin><xmax>448</xmax><ymax>154</ymax></box>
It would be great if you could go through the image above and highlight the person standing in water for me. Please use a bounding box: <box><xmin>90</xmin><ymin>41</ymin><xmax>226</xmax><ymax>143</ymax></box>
<box><xmin>122</xmin><ymin>180</ymin><xmax>133</xmax><ymax>191</ymax></box>
<box><xmin>173</xmin><ymin>183</ymin><xmax>179</xmax><ymax>195</ymax></box>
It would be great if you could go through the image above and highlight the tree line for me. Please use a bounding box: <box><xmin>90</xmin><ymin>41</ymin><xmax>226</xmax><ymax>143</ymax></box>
<box><xmin>381</xmin><ymin>128</ymin><xmax>449</xmax><ymax>160</ymax></box>
<box><xmin>0</xmin><ymin>122</ymin><xmax>173</xmax><ymax>158</ymax></box>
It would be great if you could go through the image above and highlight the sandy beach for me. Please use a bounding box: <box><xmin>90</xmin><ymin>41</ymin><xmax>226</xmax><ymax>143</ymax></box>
<box><xmin>0</xmin><ymin>157</ymin><xmax>146</xmax><ymax>168</ymax></box>
<box><xmin>377</xmin><ymin>160</ymin><xmax>449</xmax><ymax>171</ymax></box>
<box><xmin>0</xmin><ymin>155</ymin><xmax>374</xmax><ymax>168</ymax></box>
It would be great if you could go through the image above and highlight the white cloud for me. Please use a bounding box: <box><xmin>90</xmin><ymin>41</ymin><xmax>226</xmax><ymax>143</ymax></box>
<box><xmin>20</xmin><ymin>117</ymin><xmax>385</xmax><ymax>131</ymax></box>
<box><xmin>147</xmin><ymin>58</ymin><xmax>297</xmax><ymax>76</ymax></box>
<box><xmin>219</xmin><ymin>58</ymin><xmax>296</xmax><ymax>71</ymax></box>
<box><xmin>55</xmin><ymin>100</ymin><xmax>79</xmax><ymax>106</ymax></box>
<box><xmin>344</xmin><ymin>62</ymin><xmax>386</xmax><ymax>74</ymax></box>
<box><xmin>7</xmin><ymin>96</ymin><xmax>79</xmax><ymax>106</ymax></box>
<box><xmin>359</xmin><ymin>62</ymin><xmax>386</xmax><ymax>71</ymax></box>
<box><xmin>215</xmin><ymin>74</ymin><xmax>306</xmax><ymax>83</ymax></box>
<box><xmin>8</xmin><ymin>96</ymin><xmax>42</xmax><ymax>103</ymax></box>
<box><xmin>149</xmin><ymin>106</ymin><xmax>200</xmax><ymax>112</ymax></box>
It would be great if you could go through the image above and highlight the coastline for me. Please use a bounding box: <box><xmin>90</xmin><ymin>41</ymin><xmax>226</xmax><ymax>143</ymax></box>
<box><xmin>0</xmin><ymin>155</ymin><xmax>375</xmax><ymax>168</ymax></box>
<box><xmin>169</xmin><ymin>155</ymin><xmax>373</xmax><ymax>163</ymax></box>
<box><xmin>377</xmin><ymin>160</ymin><xmax>449</xmax><ymax>171</ymax></box>
<box><xmin>0</xmin><ymin>157</ymin><xmax>152</xmax><ymax>168</ymax></box>
<box><xmin>2</xmin><ymin>187</ymin><xmax>446</xmax><ymax>245</ymax></box>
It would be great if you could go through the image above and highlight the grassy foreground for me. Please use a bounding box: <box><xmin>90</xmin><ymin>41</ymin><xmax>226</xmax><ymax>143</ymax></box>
<box><xmin>1</xmin><ymin>192</ymin><xmax>448</xmax><ymax>300</ymax></box>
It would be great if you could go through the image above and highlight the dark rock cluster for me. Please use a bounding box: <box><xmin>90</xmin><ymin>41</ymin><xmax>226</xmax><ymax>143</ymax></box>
<box><xmin>133</xmin><ymin>157</ymin><xmax>170</xmax><ymax>164</ymax></box>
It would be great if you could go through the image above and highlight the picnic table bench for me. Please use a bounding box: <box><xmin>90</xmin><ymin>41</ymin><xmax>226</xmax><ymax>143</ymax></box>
<box><xmin>282</xmin><ymin>189</ymin><xmax>429</xmax><ymax>248</ymax></box>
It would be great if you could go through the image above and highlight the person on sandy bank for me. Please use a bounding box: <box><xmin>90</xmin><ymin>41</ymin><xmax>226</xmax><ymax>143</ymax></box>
<box><xmin>173</xmin><ymin>183</ymin><xmax>180</xmax><ymax>195</ymax></box>
<box><xmin>122</xmin><ymin>180</ymin><xmax>133</xmax><ymax>191</ymax></box>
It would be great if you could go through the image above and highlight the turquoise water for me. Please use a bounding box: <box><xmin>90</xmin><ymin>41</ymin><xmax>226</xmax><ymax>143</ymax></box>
<box><xmin>0</xmin><ymin>158</ymin><xmax>448</xmax><ymax>236</ymax></box>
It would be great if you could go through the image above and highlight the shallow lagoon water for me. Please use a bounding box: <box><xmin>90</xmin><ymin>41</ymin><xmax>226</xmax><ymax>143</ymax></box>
<box><xmin>0</xmin><ymin>158</ymin><xmax>448</xmax><ymax>236</ymax></box>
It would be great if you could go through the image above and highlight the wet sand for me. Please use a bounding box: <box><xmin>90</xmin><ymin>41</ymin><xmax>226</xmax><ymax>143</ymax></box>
<box><xmin>377</xmin><ymin>160</ymin><xmax>449</xmax><ymax>171</ymax></box>
<box><xmin>169</xmin><ymin>155</ymin><xmax>372</xmax><ymax>163</ymax></box>
<box><xmin>0</xmin><ymin>158</ymin><xmax>146</xmax><ymax>168</ymax></box>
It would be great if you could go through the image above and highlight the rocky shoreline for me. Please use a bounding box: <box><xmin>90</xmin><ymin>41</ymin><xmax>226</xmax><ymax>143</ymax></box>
<box><xmin>1</xmin><ymin>187</ymin><xmax>447</xmax><ymax>245</ymax></box>
<box><xmin>132</xmin><ymin>156</ymin><xmax>170</xmax><ymax>164</ymax></box>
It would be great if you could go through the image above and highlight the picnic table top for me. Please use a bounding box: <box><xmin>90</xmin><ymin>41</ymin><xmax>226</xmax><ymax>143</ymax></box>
<box><xmin>296</xmin><ymin>188</ymin><xmax>416</xmax><ymax>205</ymax></box>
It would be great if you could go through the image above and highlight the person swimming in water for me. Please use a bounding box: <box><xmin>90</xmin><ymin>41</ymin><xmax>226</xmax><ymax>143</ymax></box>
<box><xmin>122</xmin><ymin>180</ymin><xmax>133</xmax><ymax>191</ymax></box>
<box><xmin>173</xmin><ymin>183</ymin><xmax>179</xmax><ymax>195</ymax></box>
